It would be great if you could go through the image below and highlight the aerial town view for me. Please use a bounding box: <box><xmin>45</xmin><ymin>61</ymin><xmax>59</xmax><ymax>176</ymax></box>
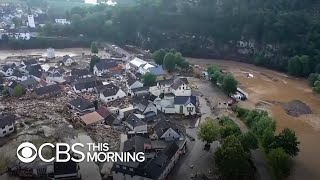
<box><xmin>0</xmin><ymin>0</ymin><xmax>319</xmax><ymax>180</ymax></box>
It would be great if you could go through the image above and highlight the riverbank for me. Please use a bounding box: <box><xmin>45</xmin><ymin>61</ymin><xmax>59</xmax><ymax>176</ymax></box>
<box><xmin>187</xmin><ymin>57</ymin><xmax>320</xmax><ymax>180</ymax></box>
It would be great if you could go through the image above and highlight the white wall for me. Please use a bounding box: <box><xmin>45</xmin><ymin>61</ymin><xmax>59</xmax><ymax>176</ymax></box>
<box><xmin>27</xmin><ymin>15</ymin><xmax>36</xmax><ymax>28</ymax></box>
<box><xmin>93</xmin><ymin>66</ymin><xmax>108</xmax><ymax>76</ymax></box>
<box><xmin>0</xmin><ymin>123</ymin><xmax>14</xmax><ymax>137</ymax></box>
<box><xmin>55</xmin><ymin>19</ymin><xmax>70</xmax><ymax>25</ymax></box>
<box><xmin>64</xmin><ymin>58</ymin><xmax>74</xmax><ymax>66</ymax></box>
<box><xmin>0</xmin><ymin>68</ymin><xmax>13</xmax><ymax>76</ymax></box>
<box><xmin>172</xmin><ymin>84</ymin><xmax>191</xmax><ymax>96</ymax></box>
<box><xmin>160</xmin><ymin>128</ymin><xmax>180</xmax><ymax>140</ymax></box>
<box><xmin>144</xmin><ymin>103</ymin><xmax>157</xmax><ymax>115</ymax></box>
<box><xmin>73</xmin><ymin>86</ymin><xmax>95</xmax><ymax>94</ymax></box>
<box><xmin>174</xmin><ymin>103</ymin><xmax>196</xmax><ymax>116</ymax></box>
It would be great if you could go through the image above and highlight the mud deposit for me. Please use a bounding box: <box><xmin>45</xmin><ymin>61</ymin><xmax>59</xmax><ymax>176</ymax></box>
<box><xmin>282</xmin><ymin>100</ymin><xmax>312</xmax><ymax>117</ymax></box>
<box><xmin>187</xmin><ymin>58</ymin><xmax>320</xmax><ymax>180</ymax></box>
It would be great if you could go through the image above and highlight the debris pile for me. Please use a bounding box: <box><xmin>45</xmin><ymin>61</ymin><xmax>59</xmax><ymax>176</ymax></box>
<box><xmin>86</xmin><ymin>125</ymin><xmax>121</xmax><ymax>151</ymax></box>
<box><xmin>282</xmin><ymin>100</ymin><xmax>312</xmax><ymax>117</ymax></box>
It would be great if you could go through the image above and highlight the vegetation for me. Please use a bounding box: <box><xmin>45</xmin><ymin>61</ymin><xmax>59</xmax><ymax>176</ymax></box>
<box><xmin>214</xmin><ymin>136</ymin><xmax>252</xmax><ymax>180</ymax></box>
<box><xmin>233</xmin><ymin>106</ymin><xmax>299</xmax><ymax>179</ymax></box>
<box><xmin>91</xmin><ymin>42</ymin><xmax>99</xmax><ymax>54</ymax></box>
<box><xmin>89</xmin><ymin>55</ymin><xmax>101</xmax><ymax>72</ymax></box>
<box><xmin>163</xmin><ymin>53</ymin><xmax>176</xmax><ymax>72</ymax></box>
<box><xmin>142</xmin><ymin>73</ymin><xmax>157</xmax><ymax>86</ymax></box>
<box><xmin>239</xmin><ymin>131</ymin><xmax>259</xmax><ymax>152</ymax></box>
<box><xmin>218</xmin><ymin>116</ymin><xmax>241</xmax><ymax>139</ymax></box>
<box><xmin>153</xmin><ymin>49</ymin><xmax>190</xmax><ymax>72</ymax></box>
<box><xmin>152</xmin><ymin>49</ymin><xmax>166</xmax><ymax>65</ymax></box>
<box><xmin>198</xmin><ymin>119</ymin><xmax>220</xmax><ymax>145</ymax></box>
<box><xmin>207</xmin><ymin>65</ymin><xmax>238</xmax><ymax>95</ymax></box>
<box><xmin>268</xmin><ymin>148</ymin><xmax>292</xmax><ymax>179</ymax></box>
<box><xmin>13</xmin><ymin>85</ymin><xmax>26</xmax><ymax>97</ymax></box>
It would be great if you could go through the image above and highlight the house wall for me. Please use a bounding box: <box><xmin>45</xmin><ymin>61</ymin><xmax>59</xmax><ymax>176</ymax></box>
<box><xmin>149</xmin><ymin>86</ymin><xmax>161</xmax><ymax>96</ymax></box>
<box><xmin>172</xmin><ymin>84</ymin><xmax>192</xmax><ymax>96</ymax></box>
<box><xmin>100</xmin><ymin>89</ymin><xmax>126</xmax><ymax>103</ymax></box>
<box><xmin>46</xmin><ymin>76</ymin><xmax>65</xmax><ymax>83</ymax></box>
<box><xmin>1</xmin><ymin>68</ymin><xmax>13</xmax><ymax>76</ymax></box>
<box><xmin>130</xmin><ymin>81</ymin><xmax>143</xmax><ymax>90</ymax></box>
<box><xmin>0</xmin><ymin>123</ymin><xmax>14</xmax><ymax>137</ymax></box>
<box><xmin>93</xmin><ymin>66</ymin><xmax>109</xmax><ymax>76</ymax></box>
<box><xmin>160</xmin><ymin>128</ymin><xmax>180</xmax><ymax>141</ymax></box>
<box><xmin>55</xmin><ymin>19</ymin><xmax>70</xmax><ymax>24</ymax></box>
<box><xmin>158</xmin><ymin>150</ymin><xmax>180</xmax><ymax>180</ymax></box>
<box><xmin>64</xmin><ymin>58</ymin><xmax>74</xmax><ymax>66</ymax></box>
<box><xmin>156</xmin><ymin>105</ymin><xmax>175</xmax><ymax>114</ymax></box>
<box><xmin>174</xmin><ymin>103</ymin><xmax>196</xmax><ymax>116</ymax></box>
<box><xmin>73</xmin><ymin>86</ymin><xmax>95</xmax><ymax>94</ymax></box>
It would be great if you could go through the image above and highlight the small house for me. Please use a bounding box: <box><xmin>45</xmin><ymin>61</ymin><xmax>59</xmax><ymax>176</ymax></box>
<box><xmin>33</xmin><ymin>84</ymin><xmax>61</xmax><ymax>98</ymax></box>
<box><xmin>0</xmin><ymin>64</ymin><xmax>15</xmax><ymax>76</ymax></box>
<box><xmin>68</xmin><ymin>97</ymin><xmax>95</xmax><ymax>113</ymax></box>
<box><xmin>152</xmin><ymin>119</ymin><xmax>185</xmax><ymax>141</ymax></box>
<box><xmin>127</xmin><ymin>77</ymin><xmax>143</xmax><ymax>96</ymax></box>
<box><xmin>80</xmin><ymin>111</ymin><xmax>104</xmax><ymax>126</ymax></box>
<box><xmin>96</xmin><ymin>106</ymin><xmax>120</xmax><ymax>127</ymax></box>
<box><xmin>99</xmin><ymin>83</ymin><xmax>126</xmax><ymax>103</ymax></box>
<box><xmin>124</xmin><ymin>114</ymin><xmax>147</xmax><ymax>134</ymax></box>
<box><xmin>134</xmin><ymin>99</ymin><xmax>157</xmax><ymax>117</ymax></box>
<box><xmin>174</xmin><ymin>96</ymin><xmax>196</xmax><ymax>116</ymax></box>
<box><xmin>62</xmin><ymin>55</ymin><xmax>75</xmax><ymax>66</ymax></box>
<box><xmin>19</xmin><ymin>77</ymin><xmax>38</xmax><ymax>90</ymax></box>
<box><xmin>93</xmin><ymin>60</ymin><xmax>119</xmax><ymax>76</ymax></box>
<box><xmin>71</xmin><ymin>68</ymin><xmax>91</xmax><ymax>79</ymax></box>
<box><xmin>0</xmin><ymin>114</ymin><xmax>16</xmax><ymax>137</ymax></box>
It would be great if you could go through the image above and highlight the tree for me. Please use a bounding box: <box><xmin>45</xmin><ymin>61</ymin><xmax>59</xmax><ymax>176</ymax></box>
<box><xmin>288</xmin><ymin>56</ymin><xmax>302</xmax><ymax>76</ymax></box>
<box><xmin>142</xmin><ymin>73</ymin><xmax>157</xmax><ymax>86</ymax></box>
<box><xmin>315</xmin><ymin>64</ymin><xmax>320</xmax><ymax>73</ymax></box>
<box><xmin>308</xmin><ymin>73</ymin><xmax>319</xmax><ymax>86</ymax></box>
<box><xmin>89</xmin><ymin>55</ymin><xmax>101</xmax><ymax>72</ymax></box>
<box><xmin>268</xmin><ymin>148</ymin><xmax>292</xmax><ymax>179</ymax></box>
<box><xmin>198</xmin><ymin>119</ymin><xmax>220</xmax><ymax>145</ymax></box>
<box><xmin>222</xmin><ymin>75</ymin><xmax>238</xmax><ymax>95</ymax></box>
<box><xmin>13</xmin><ymin>85</ymin><xmax>26</xmax><ymax>97</ymax></box>
<box><xmin>239</xmin><ymin>131</ymin><xmax>258</xmax><ymax>152</ymax></box>
<box><xmin>163</xmin><ymin>53</ymin><xmax>176</xmax><ymax>72</ymax></box>
<box><xmin>313</xmin><ymin>80</ymin><xmax>320</xmax><ymax>93</ymax></box>
<box><xmin>12</xmin><ymin>17</ymin><xmax>22</xmax><ymax>27</ymax></box>
<box><xmin>252</xmin><ymin>116</ymin><xmax>276</xmax><ymax>138</ymax></box>
<box><xmin>271</xmin><ymin>128</ymin><xmax>300</xmax><ymax>157</ymax></box>
<box><xmin>91</xmin><ymin>42</ymin><xmax>98</xmax><ymax>54</ymax></box>
<box><xmin>215</xmin><ymin>136</ymin><xmax>251</xmax><ymax>180</ymax></box>
<box><xmin>152</xmin><ymin>49</ymin><xmax>166</xmax><ymax>65</ymax></box>
<box><xmin>1</xmin><ymin>34</ymin><xmax>9</xmax><ymax>44</ymax></box>
<box><xmin>262</xmin><ymin>128</ymin><xmax>275</xmax><ymax>152</ymax></box>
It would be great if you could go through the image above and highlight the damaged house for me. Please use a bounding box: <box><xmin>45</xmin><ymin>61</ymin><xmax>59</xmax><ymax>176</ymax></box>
<box><xmin>33</xmin><ymin>84</ymin><xmax>61</xmax><ymax>98</ymax></box>
<box><xmin>0</xmin><ymin>64</ymin><xmax>15</xmax><ymax>76</ymax></box>
<box><xmin>72</xmin><ymin>77</ymin><xmax>102</xmax><ymax>93</ymax></box>
<box><xmin>0</xmin><ymin>113</ymin><xmax>16</xmax><ymax>137</ymax></box>
<box><xmin>68</xmin><ymin>97</ymin><xmax>95</xmax><ymax>113</ymax></box>
<box><xmin>93</xmin><ymin>60</ymin><xmax>120</xmax><ymax>77</ymax></box>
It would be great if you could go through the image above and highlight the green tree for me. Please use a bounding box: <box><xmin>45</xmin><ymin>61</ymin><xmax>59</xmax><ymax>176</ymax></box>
<box><xmin>152</xmin><ymin>49</ymin><xmax>166</xmax><ymax>65</ymax></box>
<box><xmin>268</xmin><ymin>148</ymin><xmax>292</xmax><ymax>179</ymax></box>
<box><xmin>252</xmin><ymin>116</ymin><xmax>276</xmax><ymax>138</ymax></box>
<box><xmin>315</xmin><ymin>64</ymin><xmax>320</xmax><ymax>73</ymax></box>
<box><xmin>222</xmin><ymin>75</ymin><xmax>238</xmax><ymax>95</ymax></box>
<box><xmin>308</xmin><ymin>73</ymin><xmax>319</xmax><ymax>86</ymax></box>
<box><xmin>262</xmin><ymin>127</ymin><xmax>275</xmax><ymax>152</ymax></box>
<box><xmin>163</xmin><ymin>53</ymin><xmax>176</xmax><ymax>72</ymax></box>
<box><xmin>142</xmin><ymin>73</ymin><xmax>157</xmax><ymax>86</ymax></box>
<box><xmin>198</xmin><ymin>120</ymin><xmax>220</xmax><ymax>145</ymax></box>
<box><xmin>12</xmin><ymin>17</ymin><xmax>22</xmax><ymax>27</ymax></box>
<box><xmin>91</xmin><ymin>42</ymin><xmax>99</xmax><ymax>54</ymax></box>
<box><xmin>239</xmin><ymin>131</ymin><xmax>258</xmax><ymax>152</ymax></box>
<box><xmin>313</xmin><ymin>80</ymin><xmax>320</xmax><ymax>93</ymax></box>
<box><xmin>13</xmin><ymin>85</ymin><xmax>26</xmax><ymax>97</ymax></box>
<box><xmin>288</xmin><ymin>56</ymin><xmax>302</xmax><ymax>76</ymax></box>
<box><xmin>89</xmin><ymin>55</ymin><xmax>101</xmax><ymax>72</ymax></box>
<box><xmin>271</xmin><ymin>128</ymin><xmax>300</xmax><ymax>157</ymax></box>
<box><xmin>215</xmin><ymin>136</ymin><xmax>250</xmax><ymax>180</ymax></box>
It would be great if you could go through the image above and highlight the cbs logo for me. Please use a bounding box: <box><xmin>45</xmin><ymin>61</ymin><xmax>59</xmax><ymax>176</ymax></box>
<box><xmin>16</xmin><ymin>142</ymin><xmax>37</xmax><ymax>163</ymax></box>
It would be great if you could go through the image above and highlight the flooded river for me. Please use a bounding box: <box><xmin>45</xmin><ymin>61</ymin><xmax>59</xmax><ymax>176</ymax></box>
<box><xmin>188</xmin><ymin>58</ymin><xmax>320</xmax><ymax>180</ymax></box>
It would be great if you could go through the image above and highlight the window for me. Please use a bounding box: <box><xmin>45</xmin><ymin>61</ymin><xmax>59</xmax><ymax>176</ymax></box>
<box><xmin>112</xmin><ymin>97</ymin><xmax>114</xmax><ymax>100</ymax></box>
<box><xmin>1</xmin><ymin>126</ymin><xmax>4</xmax><ymax>129</ymax></box>
<box><xmin>9</xmin><ymin>128</ymin><xmax>13</xmax><ymax>131</ymax></box>
<box><xmin>123</xmin><ymin>166</ymin><xmax>127</xmax><ymax>170</ymax></box>
<box><xmin>3</xmin><ymin>131</ymin><xmax>6</xmax><ymax>134</ymax></box>
<box><xmin>187</xmin><ymin>107</ymin><xmax>194</xmax><ymax>112</ymax></box>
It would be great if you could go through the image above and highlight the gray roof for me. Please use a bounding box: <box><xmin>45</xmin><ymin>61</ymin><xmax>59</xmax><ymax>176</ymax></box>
<box><xmin>127</xmin><ymin>77</ymin><xmax>139</xmax><ymax>86</ymax></box>
<box><xmin>123</xmin><ymin>136</ymin><xmax>151</xmax><ymax>153</ymax></box>
<box><xmin>22</xmin><ymin>59</ymin><xmax>37</xmax><ymax>66</ymax></box>
<box><xmin>158</xmin><ymin>79</ymin><xmax>174</xmax><ymax>86</ymax></box>
<box><xmin>171</xmin><ymin>77</ymin><xmax>189</xmax><ymax>90</ymax></box>
<box><xmin>74</xmin><ymin>80</ymin><xmax>102</xmax><ymax>90</ymax></box>
<box><xmin>34</xmin><ymin>84</ymin><xmax>61</xmax><ymax>96</ymax></box>
<box><xmin>19</xmin><ymin>78</ymin><xmax>38</xmax><ymax>88</ymax></box>
<box><xmin>153</xmin><ymin>119</ymin><xmax>186</xmax><ymax>138</ymax></box>
<box><xmin>69</xmin><ymin>97</ymin><xmax>93</xmax><ymax>111</ymax></box>
<box><xmin>125</xmin><ymin>114</ymin><xmax>146</xmax><ymax>129</ymax></box>
<box><xmin>100</xmin><ymin>83</ymin><xmax>120</xmax><ymax>97</ymax></box>
<box><xmin>95</xmin><ymin>60</ymin><xmax>118</xmax><ymax>70</ymax></box>
<box><xmin>1</xmin><ymin>64</ymin><xmax>15</xmax><ymax>72</ymax></box>
<box><xmin>174</xmin><ymin>96</ymin><xmax>196</xmax><ymax>106</ymax></box>
<box><xmin>0</xmin><ymin>114</ymin><xmax>15</xmax><ymax>127</ymax></box>
<box><xmin>71</xmin><ymin>68</ymin><xmax>90</xmax><ymax>77</ymax></box>
<box><xmin>131</xmin><ymin>86</ymin><xmax>149</xmax><ymax>93</ymax></box>
<box><xmin>62</xmin><ymin>55</ymin><xmax>73</xmax><ymax>62</ymax></box>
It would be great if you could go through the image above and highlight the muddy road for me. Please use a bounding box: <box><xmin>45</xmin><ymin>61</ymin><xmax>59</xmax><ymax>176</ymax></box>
<box><xmin>188</xmin><ymin>58</ymin><xmax>320</xmax><ymax>180</ymax></box>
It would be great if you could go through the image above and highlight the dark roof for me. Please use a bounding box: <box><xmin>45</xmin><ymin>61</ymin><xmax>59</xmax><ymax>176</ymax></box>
<box><xmin>2</xmin><ymin>64</ymin><xmax>15</xmax><ymax>72</ymax></box>
<box><xmin>101</xmin><ymin>83</ymin><xmax>121</xmax><ymax>97</ymax></box>
<box><xmin>153</xmin><ymin>119</ymin><xmax>186</xmax><ymax>138</ymax></box>
<box><xmin>105</xmin><ymin>114</ymin><xmax>119</xmax><ymax>126</ymax></box>
<box><xmin>123</xmin><ymin>136</ymin><xmax>151</xmax><ymax>153</ymax></box>
<box><xmin>131</xmin><ymin>86</ymin><xmax>149</xmax><ymax>93</ymax></box>
<box><xmin>174</xmin><ymin>96</ymin><xmax>196</xmax><ymax>106</ymax></box>
<box><xmin>158</xmin><ymin>79</ymin><xmax>174</xmax><ymax>86</ymax></box>
<box><xmin>62</xmin><ymin>55</ymin><xmax>73</xmax><ymax>62</ymax></box>
<box><xmin>95</xmin><ymin>60</ymin><xmax>118</xmax><ymax>70</ymax></box>
<box><xmin>135</xmin><ymin>99</ymin><xmax>150</xmax><ymax>112</ymax></box>
<box><xmin>96</xmin><ymin>106</ymin><xmax>112</xmax><ymax>118</ymax></box>
<box><xmin>171</xmin><ymin>77</ymin><xmax>189</xmax><ymax>90</ymax></box>
<box><xmin>26</xmin><ymin>64</ymin><xmax>43</xmax><ymax>78</ymax></box>
<box><xmin>74</xmin><ymin>80</ymin><xmax>102</xmax><ymax>90</ymax></box>
<box><xmin>145</xmin><ymin>142</ymin><xmax>179</xmax><ymax>179</ymax></box>
<box><xmin>22</xmin><ymin>59</ymin><xmax>37</xmax><ymax>66</ymax></box>
<box><xmin>71</xmin><ymin>68</ymin><xmax>90</xmax><ymax>77</ymax></box>
<box><xmin>127</xmin><ymin>77</ymin><xmax>139</xmax><ymax>86</ymax></box>
<box><xmin>125</xmin><ymin>114</ymin><xmax>146</xmax><ymax>129</ymax></box>
<box><xmin>54</xmin><ymin>160</ymin><xmax>78</xmax><ymax>176</ymax></box>
<box><xmin>0</xmin><ymin>114</ymin><xmax>15</xmax><ymax>127</ymax></box>
<box><xmin>34</xmin><ymin>84</ymin><xmax>61</xmax><ymax>96</ymax></box>
<box><xmin>19</xmin><ymin>78</ymin><xmax>38</xmax><ymax>88</ymax></box>
<box><xmin>69</xmin><ymin>97</ymin><xmax>93</xmax><ymax>111</ymax></box>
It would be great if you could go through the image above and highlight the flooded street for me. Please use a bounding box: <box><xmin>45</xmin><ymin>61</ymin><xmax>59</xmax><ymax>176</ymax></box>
<box><xmin>188</xmin><ymin>58</ymin><xmax>320</xmax><ymax>180</ymax></box>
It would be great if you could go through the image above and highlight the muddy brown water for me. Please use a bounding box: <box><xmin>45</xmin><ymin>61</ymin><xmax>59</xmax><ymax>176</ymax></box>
<box><xmin>188</xmin><ymin>58</ymin><xmax>320</xmax><ymax>180</ymax></box>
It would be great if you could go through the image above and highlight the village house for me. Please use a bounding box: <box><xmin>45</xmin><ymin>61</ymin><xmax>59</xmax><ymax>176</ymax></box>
<box><xmin>0</xmin><ymin>114</ymin><xmax>16</xmax><ymax>137</ymax></box>
<box><xmin>124</xmin><ymin>113</ymin><xmax>147</xmax><ymax>134</ymax></box>
<box><xmin>93</xmin><ymin>60</ymin><xmax>119</xmax><ymax>76</ymax></box>
<box><xmin>134</xmin><ymin>99</ymin><xmax>158</xmax><ymax>117</ymax></box>
<box><xmin>127</xmin><ymin>77</ymin><xmax>143</xmax><ymax>96</ymax></box>
<box><xmin>96</xmin><ymin>106</ymin><xmax>120</xmax><ymax>127</ymax></box>
<box><xmin>80</xmin><ymin>111</ymin><xmax>104</xmax><ymax>126</ymax></box>
<box><xmin>0</xmin><ymin>64</ymin><xmax>15</xmax><ymax>76</ymax></box>
<box><xmin>112</xmin><ymin>142</ymin><xmax>180</xmax><ymax>180</ymax></box>
<box><xmin>19</xmin><ymin>77</ymin><xmax>38</xmax><ymax>90</ymax></box>
<box><xmin>33</xmin><ymin>84</ymin><xmax>61</xmax><ymax>98</ymax></box>
<box><xmin>123</xmin><ymin>136</ymin><xmax>152</xmax><ymax>153</ymax></box>
<box><xmin>68</xmin><ymin>97</ymin><xmax>95</xmax><ymax>113</ymax></box>
<box><xmin>171</xmin><ymin>77</ymin><xmax>191</xmax><ymax>96</ymax></box>
<box><xmin>128</xmin><ymin>57</ymin><xmax>147</xmax><ymax>71</ymax></box>
<box><xmin>173</xmin><ymin>96</ymin><xmax>197</xmax><ymax>116</ymax></box>
<box><xmin>25</xmin><ymin>64</ymin><xmax>43</xmax><ymax>81</ymax></box>
<box><xmin>6</xmin><ymin>28</ymin><xmax>30</xmax><ymax>40</ymax></box>
<box><xmin>99</xmin><ymin>83</ymin><xmax>126</xmax><ymax>103</ymax></box>
<box><xmin>72</xmin><ymin>77</ymin><xmax>102</xmax><ymax>93</ymax></box>
<box><xmin>71</xmin><ymin>68</ymin><xmax>91</xmax><ymax>79</ymax></box>
<box><xmin>152</xmin><ymin>119</ymin><xmax>186</xmax><ymax>141</ymax></box>
<box><xmin>62</xmin><ymin>55</ymin><xmax>75</xmax><ymax>66</ymax></box>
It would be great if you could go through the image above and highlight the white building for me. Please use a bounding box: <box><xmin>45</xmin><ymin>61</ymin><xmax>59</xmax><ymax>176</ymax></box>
<box><xmin>62</xmin><ymin>55</ymin><xmax>75</xmax><ymax>66</ymax></box>
<box><xmin>55</xmin><ymin>19</ymin><xmax>70</xmax><ymax>25</ymax></box>
<box><xmin>0</xmin><ymin>114</ymin><xmax>16</xmax><ymax>137</ymax></box>
<box><xmin>47</xmin><ymin>48</ymin><xmax>55</xmax><ymax>58</ymax></box>
<box><xmin>128</xmin><ymin>57</ymin><xmax>147</xmax><ymax>70</ymax></box>
<box><xmin>0</xmin><ymin>64</ymin><xmax>15</xmax><ymax>76</ymax></box>
<box><xmin>99</xmin><ymin>83</ymin><xmax>126</xmax><ymax>103</ymax></box>
<box><xmin>150</xmin><ymin>77</ymin><xmax>191</xmax><ymax>97</ymax></box>
<box><xmin>155</xmin><ymin>95</ymin><xmax>197</xmax><ymax>116</ymax></box>
<box><xmin>27</xmin><ymin>15</ymin><xmax>36</xmax><ymax>28</ymax></box>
